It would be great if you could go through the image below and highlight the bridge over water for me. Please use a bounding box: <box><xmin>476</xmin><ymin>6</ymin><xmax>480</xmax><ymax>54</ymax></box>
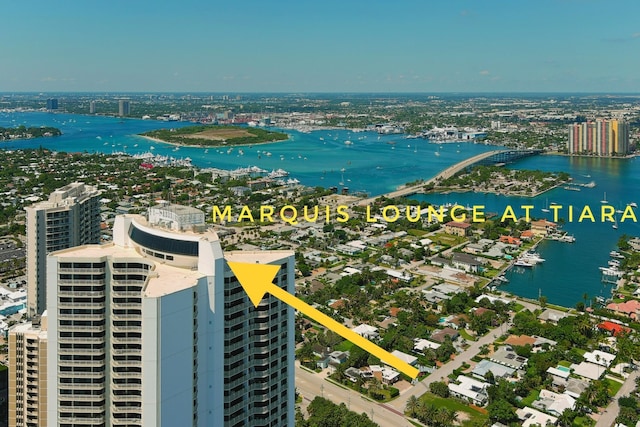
<box><xmin>356</xmin><ymin>148</ymin><xmax>542</xmax><ymax>206</ymax></box>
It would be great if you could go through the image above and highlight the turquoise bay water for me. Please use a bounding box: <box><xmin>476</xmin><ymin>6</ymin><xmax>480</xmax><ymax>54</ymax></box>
<box><xmin>413</xmin><ymin>155</ymin><xmax>640</xmax><ymax>308</ymax></box>
<box><xmin>2</xmin><ymin>112</ymin><xmax>638</xmax><ymax>307</ymax></box>
<box><xmin>0</xmin><ymin>112</ymin><xmax>499</xmax><ymax>196</ymax></box>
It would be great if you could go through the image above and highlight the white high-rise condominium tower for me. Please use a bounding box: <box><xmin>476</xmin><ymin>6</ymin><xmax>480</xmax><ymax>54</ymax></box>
<box><xmin>46</xmin><ymin>203</ymin><xmax>295</xmax><ymax>426</ymax></box>
<box><xmin>25</xmin><ymin>182</ymin><xmax>101</xmax><ymax>318</ymax></box>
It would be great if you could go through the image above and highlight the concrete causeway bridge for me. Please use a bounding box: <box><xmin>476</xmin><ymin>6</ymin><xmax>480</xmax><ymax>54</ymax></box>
<box><xmin>356</xmin><ymin>148</ymin><xmax>542</xmax><ymax>206</ymax></box>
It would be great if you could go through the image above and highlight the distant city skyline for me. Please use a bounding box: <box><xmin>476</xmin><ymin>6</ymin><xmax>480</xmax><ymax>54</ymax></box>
<box><xmin>2</xmin><ymin>1</ymin><xmax>640</xmax><ymax>93</ymax></box>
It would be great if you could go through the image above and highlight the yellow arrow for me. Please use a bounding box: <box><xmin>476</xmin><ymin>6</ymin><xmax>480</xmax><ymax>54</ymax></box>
<box><xmin>227</xmin><ymin>261</ymin><xmax>419</xmax><ymax>379</ymax></box>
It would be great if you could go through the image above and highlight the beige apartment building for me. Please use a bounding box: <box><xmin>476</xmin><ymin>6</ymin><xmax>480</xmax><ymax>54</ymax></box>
<box><xmin>8</xmin><ymin>314</ymin><xmax>48</xmax><ymax>427</ymax></box>
<box><xmin>25</xmin><ymin>182</ymin><xmax>101</xmax><ymax>318</ymax></box>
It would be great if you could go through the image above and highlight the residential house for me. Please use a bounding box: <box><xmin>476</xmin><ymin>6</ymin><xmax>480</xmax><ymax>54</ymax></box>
<box><xmin>499</xmin><ymin>235</ymin><xmax>522</xmax><ymax>246</ymax></box>
<box><xmin>546</xmin><ymin>366</ymin><xmax>571</xmax><ymax>386</ymax></box>
<box><xmin>344</xmin><ymin>367</ymin><xmax>361</xmax><ymax>383</ymax></box>
<box><xmin>537</xmin><ymin>308</ymin><xmax>570</xmax><ymax>324</ymax></box>
<box><xmin>387</xmin><ymin>350</ymin><xmax>418</xmax><ymax>367</ymax></box>
<box><xmin>430</xmin><ymin>327</ymin><xmax>459</xmax><ymax>343</ymax></box>
<box><xmin>443</xmin><ymin>221</ymin><xmax>472</xmax><ymax>237</ymax></box>
<box><xmin>606</xmin><ymin>300</ymin><xmax>640</xmax><ymax>320</ymax></box>
<box><xmin>329</xmin><ymin>351</ymin><xmax>349</xmax><ymax>365</ymax></box>
<box><xmin>520</xmin><ymin>230</ymin><xmax>535</xmax><ymax>241</ymax></box>
<box><xmin>352</xmin><ymin>324</ymin><xmax>379</xmax><ymax>340</ymax></box>
<box><xmin>571</xmin><ymin>361</ymin><xmax>605</xmax><ymax>380</ymax></box>
<box><xmin>530</xmin><ymin>219</ymin><xmax>557</xmax><ymax>236</ymax></box>
<box><xmin>448</xmin><ymin>375</ymin><xmax>489</xmax><ymax>406</ymax></box>
<box><xmin>472</xmin><ymin>359</ymin><xmax>516</xmax><ymax>380</ymax></box>
<box><xmin>583</xmin><ymin>350</ymin><xmax>616</xmax><ymax>367</ymax></box>
<box><xmin>597</xmin><ymin>321</ymin><xmax>631</xmax><ymax>336</ymax></box>
<box><xmin>413</xmin><ymin>338</ymin><xmax>441</xmax><ymax>353</ymax></box>
<box><xmin>516</xmin><ymin>407</ymin><xmax>557</xmax><ymax>427</ymax></box>
<box><xmin>452</xmin><ymin>252</ymin><xmax>483</xmax><ymax>273</ymax></box>
<box><xmin>369</xmin><ymin>365</ymin><xmax>400</xmax><ymax>385</ymax></box>
<box><xmin>533</xmin><ymin>389</ymin><xmax>576</xmax><ymax>417</ymax></box>
<box><xmin>564</xmin><ymin>378</ymin><xmax>589</xmax><ymax>399</ymax></box>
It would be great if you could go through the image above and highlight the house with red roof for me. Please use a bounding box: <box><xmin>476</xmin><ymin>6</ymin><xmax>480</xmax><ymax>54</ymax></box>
<box><xmin>520</xmin><ymin>230</ymin><xmax>535</xmax><ymax>241</ymax></box>
<box><xmin>606</xmin><ymin>300</ymin><xmax>640</xmax><ymax>320</ymax></box>
<box><xmin>597</xmin><ymin>321</ymin><xmax>631</xmax><ymax>336</ymax></box>
<box><xmin>499</xmin><ymin>235</ymin><xmax>522</xmax><ymax>246</ymax></box>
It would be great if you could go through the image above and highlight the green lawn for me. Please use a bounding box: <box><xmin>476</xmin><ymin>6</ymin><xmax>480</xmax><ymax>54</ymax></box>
<box><xmin>408</xmin><ymin>229</ymin><xmax>428</xmax><ymax>237</ymax></box>
<box><xmin>459</xmin><ymin>329</ymin><xmax>476</xmax><ymax>342</ymax></box>
<box><xmin>558</xmin><ymin>360</ymin><xmax>572</xmax><ymax>368</ymax></box>
<box><xmin>512</xmin><ymin>303</ymin><xmax>525</xmax><ymax>312</ymax></box>
<box><xmin>606</xmin><ymin>378</ymin><xmax>624</xmax><ymax>396</ymax></box>
<box><xmin>335</xmin><ymin>341</ymin><xmax>355</xmax><ymax>352</ymax></box>
<box><xmin>419</xmin><ymin>393</ymin><xmax>488</xmax><ymax>426</ymax></box>
<box><xmin>432</xmin><ymin>233</ymin><xmax>467</xmax><ymax>246</ymax></box>
<box><xmin>521</xmin><ymin>389</ymin><xmax>540</xmax><ymax>407</ymax></box>
<box><xmin>573</xmin><ymin>415</ymin><xmax>596</xmax><ymax>427</ymax></box>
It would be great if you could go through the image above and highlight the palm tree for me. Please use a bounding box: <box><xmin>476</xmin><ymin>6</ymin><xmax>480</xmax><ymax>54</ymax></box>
<box><xmin>439</xmin><ymin>408</ymin><xmax>458</xmax><ymax>427</ymax></box>
<box><xmin>405</xmin><ymin>395</ymin><xmax>420</xmax><ymax>418</ymax></box>
<box><xmin>418</xmin><ymin>403</ymin><xmax>438</xmax><ymax>425</ymax></box>
<box><xmin>583</xmin><ymin>292</ymin><xmax>589</xmax><ymax>308</ymax></box>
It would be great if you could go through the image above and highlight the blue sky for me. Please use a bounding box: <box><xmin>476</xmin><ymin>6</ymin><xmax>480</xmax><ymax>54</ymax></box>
<box><xmin>1</xmin><ymin>0</ymin><xmax>639</xmax><ymax>93</ymax></box>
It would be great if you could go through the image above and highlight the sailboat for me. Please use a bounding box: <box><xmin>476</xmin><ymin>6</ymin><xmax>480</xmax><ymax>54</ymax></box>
<box><xmin>612</xmin><ymin>215</ymin><xmax>618</xmax><ymax>230</ymax></box>
<box><xmin>541</xmin><ymin>198</ymin><xmax>550</xmax><ymax>213</ymax></box>
<box><xmin>601</xmin><ymin>192</ymin><xmax>608</xmax><ymax>204</ymax></box>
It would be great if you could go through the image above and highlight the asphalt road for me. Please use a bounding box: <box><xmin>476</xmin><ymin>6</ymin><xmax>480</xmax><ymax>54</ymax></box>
<box><xmin>296</xmin><ymin>317</ymin><xmax>512</xmax><ymax>425</ymax></box>
<box><xmin>594</xmin><ymin>370</ymin><xmax>639</xmax><ymax>427</ymax></box>
<box><xmin>296</xmin><ymin>364</ymin><xmax>416</xmax><ymax>427</ymax></box>
<box><xmin>389</xmin><ymin>319</ymin><xmax>510</xmax><ymax>411</ymax></box>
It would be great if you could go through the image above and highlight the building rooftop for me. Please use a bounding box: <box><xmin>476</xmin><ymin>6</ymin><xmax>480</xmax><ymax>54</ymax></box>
<box><xmin>53</xmin><ymin>243</ymin><xmax>203</xmax><ymax>298</ymax></box>
<box><xmin>388</xmin><ymin>349</ymin><xmax>418</xmax><ymax>366</ymax></box>
<box><xmin>472</xmin><ymin>359</ymin><xmax>515</xmax><ymax>379</ymax></box>
<box><xmin>491</xmin><ymin>346</ymin><xmax>528</xmax><ymax>369</ymax></box>
<box><xmin>225</xmin><ymin>250</ymin><xmax>294</xmax><ymax>265</ymax></box>
<box><xmin>516</xmin><ymin>406</ymin><xmax>557</xmax><ymax>427</ymax></box>
<box><xmin>445</xmin><ymin>221</ymin><xmax>471</xmax><ymax>228</ymax></box>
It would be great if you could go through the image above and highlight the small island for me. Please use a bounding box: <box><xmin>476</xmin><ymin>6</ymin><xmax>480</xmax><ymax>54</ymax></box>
<box><xmin>0</xmin><ymin>126</ymin><xmax>62</xmax><ymax>142</ymax></box>
<box><xmin>139</xmin><ymin>125</ymin><xmax>289</xmax><ymax>147</ymax></box>
<box><xmin>434</xmin><ymin>165</ymin><xmax>570</xmax><ymax>197</ymax></box>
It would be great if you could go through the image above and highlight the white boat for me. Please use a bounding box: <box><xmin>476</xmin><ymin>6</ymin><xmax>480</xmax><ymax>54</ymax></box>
<box><xmin>608</xmin><ymin>259</ymin><xmax>621</xmax><ymax>267</ymax></box>
<box><xmin>560</xmin><ymin>234</ymin><xmax>576</xmax><ymax>243</ymax></box>
<box><xmin>344</xmin><ymin>140</ymin><xmax>353</xmax><ymax>145</ymax></box>
<box><xmin>601</xmin><ymin>192</ymin><xmax>608</xmax><ymax>204</ymax></box>
<box><xmin>267</xmin><ymin>168</ymin><xmax>289</xmax><ymax>178</ymax></box>
<box><xmin>628</xmin><ymin>202</ymin><xmax>638</xmax><ymax>208</ymax></box>
<box><xmin>599</xmin><ymin>266</ymin><xmax>624</xmax><ymax>277</ymax></box>
<box><xmin>520</xmin><ymin>251</ymin><xmax>545</xmax><ymax>264</ymax></box>
<box><xmin>541</xmin><ymin>198</ymin><xmax>550</xmax><ymax>213</ymax></box>
<box><xmin>514</xmin><ymin>259</ymin><xmax>534</xmax><ymax>268</ymax></box>
<box><xmin>610</xmin><ymin>251</ymin><xmax>625</xmax><ymax>259</ymax></box>
<box><xmin>495</xmin><ymin>275</ymin><xmax>509</xmax><ymax>283</ymax></box>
